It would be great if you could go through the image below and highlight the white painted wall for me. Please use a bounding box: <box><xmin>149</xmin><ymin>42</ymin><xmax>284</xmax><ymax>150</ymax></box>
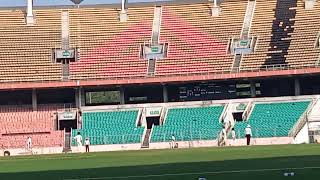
<box><xmin>0</xmin><ymin>147</ymin><xmax>63</xmax><ymax>157</ymax></box>
<box><xmin>293</xmin><ymin>124</ymin><xmax>309</xmax><ymax>144</ymax></box>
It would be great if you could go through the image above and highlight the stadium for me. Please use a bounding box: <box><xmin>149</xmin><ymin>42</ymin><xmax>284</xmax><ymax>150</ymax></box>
<box><xmin>0</xmin><ymin>0</ymin><xmax>320</xmax><ymax>179</ymax></box>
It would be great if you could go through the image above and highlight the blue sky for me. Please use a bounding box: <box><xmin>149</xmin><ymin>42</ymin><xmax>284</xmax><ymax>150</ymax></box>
<box><xmin>0</xmin><ymin>0</ymin><xmax>166</xmax><ymax>7</ymax></box>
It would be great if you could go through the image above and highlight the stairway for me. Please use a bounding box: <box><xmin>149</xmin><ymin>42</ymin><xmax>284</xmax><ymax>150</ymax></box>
<box><xmin>289</xmin><ymin>99</ymin><xmax>316</xmax><ymax>137</ymax></box>
<box><xmin>232</xmin><ymin>0</ymin><xmax>256</xmax><ymax>71</ymax></box>
<box><xmin>63</xmin><ymin>132</ymin><xmax>71</xmax><ymax>152</ymax></box>
<box><xmin>62</xmin><ymin>63</ymin><xmax>70</xmax><ymax>80</ymax></box>
<box><xmin>232</xmin><ymin>54</ymin><xmax>242</xmax><ymax>72</ymax></box>
<box><xmin>308</xmin><ymin>98</ymin><xmax>320</xmax><ymax>122</ymax></box>
<box><xmin>147</xmin><ymin>59</ymin><xmax>156</xmax><ymax>76</ymax></box>
<box><xmin>151</xmin><ymin>6</ymin><xmax>162</xmax><ymax>45</ymax></box>
<box><xmin>141</xmin><ymin>129</ymin><xmax>151</xmax><ymax>148</ymax></box>
<box><xmin>241</xmin><ymin>0</ymin><xmax>256</xmax><ymax>38</ymax></box>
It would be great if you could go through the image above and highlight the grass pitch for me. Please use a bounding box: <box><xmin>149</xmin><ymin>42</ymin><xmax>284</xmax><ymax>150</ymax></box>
<box><xmin>0</xmin><ymin>144</ymin><xmax>320</xmax><ymax>180</ymax></box>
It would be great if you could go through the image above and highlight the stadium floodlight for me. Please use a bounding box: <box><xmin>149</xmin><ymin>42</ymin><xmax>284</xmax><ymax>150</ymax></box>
<box><xmin>70</xmin><ymin>0</ymin><xmax>84</xmax><ymax>5</ymax></box>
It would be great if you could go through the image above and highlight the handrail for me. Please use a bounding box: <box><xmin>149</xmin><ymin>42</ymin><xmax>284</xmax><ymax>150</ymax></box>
<box><xmin>0</xmin><ymin>64</ymin><xmax>319</xmax><ymax>84</ymax></box>
<box><xmin>288</xmin><ymin>98</ymin><xmax>317</xmax><ymax>137</ymax></box>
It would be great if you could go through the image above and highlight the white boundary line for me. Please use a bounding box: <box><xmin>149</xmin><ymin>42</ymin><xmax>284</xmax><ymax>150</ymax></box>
<box><xmin>64</xmin><ymin>166</ymin><xmax>320</xmax><ymax>180</ymax></box>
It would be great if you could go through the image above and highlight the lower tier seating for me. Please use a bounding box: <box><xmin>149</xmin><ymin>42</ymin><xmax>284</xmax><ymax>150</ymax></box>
<box><xmin>72</xmin><ymin>110</ymin><xmax>144</xmax><ymax>145</ymax></box>
<box><xmin>234</xmin><ymin>101</ymin><xmax>310</xmax><ymax>138</ymax></box>
<box><xmin>0</xmin><ymin>105</ymin><xmax>64</xmax><ymax>148</ymax></box>
<box><xmin>151</xmin><ymin>106</ymin><xmax>224</xmax><ymax>142</ymax></box>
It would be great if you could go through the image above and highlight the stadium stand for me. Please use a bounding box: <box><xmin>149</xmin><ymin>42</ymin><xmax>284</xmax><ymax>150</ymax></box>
<box><xmin>285</xmin><ymin>0</ymin><xmax>320</xmax><ymax>67</ymax></box>
<box><xmin>72</xmin><ymin>110</ymin><xmax>144</xmax><ymax>145</ymax></box>
<box><xmin>151</xmin><ymin>106</ymin><xmax>224</xmax><ymax>142</ymax></box>
<box><xmin>0</xmin><ymin>105</ymin><xmax>64</xmax><ymax>148</ymax></box>
<box><xmin>156</xmin><ymin>2</ymin><xmax>247</xmax><ymax>75</ymax></box>
<box><xmin>68</xmin><ymin>7</ymin><xmax>154</xmax><ymax>79</ymax></box>
<box><xmin>0</xmin><ymin>9</ymin><xmax>62</xmax><ymax>82</ymax></box>
<box><xmin>234</xmin><ymin>100</ymin><xmax>310</xmax><ymax>138</ymax></box>
<box><xmin>241</xmin><ymin>0</ymin><xmax>298</xmax><ymax>69</ymax></box>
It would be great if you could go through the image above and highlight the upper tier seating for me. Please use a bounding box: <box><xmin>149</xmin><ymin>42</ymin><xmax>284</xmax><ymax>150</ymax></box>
<box><xmin>151</xmin><ymin>106</ymin><xmax>224</xmax><ymax>142</ymax></box>
<box><xmin>68</xmin><ymin>7</ymin><xmax>154</xmax><ymax>80</ymax></box>
<box><xmin>234</xmin><ymin>101</ymin><xmax>310</xmax><ymax>138</ymax></box>
<box><xmin>0</xmin><ymin>105</ymin><xmax>64</xmax><ymax>148</ymax></box>
<box><xmin>0</xmin><ymin>9</ymin><xmax>62</xmax><ymax>82</ymax></box>
<box><xmin>0</xmin><ymin>1</ymin><xmax>319</xmax><ymax>83</ymax></box>
<box><xmin>241</xmin><ymin>0</ymin><xmax>283</xmax><ymax>69</ymax></box>
<box><xmin>72</xmin><ymin>110</ymin><xmax>144</xmax><ymax>145</ymax></box>
<box><xmin>285</xmin><ymin>0</ymin><xmax>320</xmax><ymax>67</ymax></box>
<box><xmin>156</xmin><ymin>2</ymin><xmax>246</xmax><ymax>75</ymax></box>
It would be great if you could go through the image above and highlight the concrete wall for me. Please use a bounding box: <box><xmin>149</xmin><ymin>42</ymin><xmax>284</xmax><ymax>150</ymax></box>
<box><xmin>0</xmin><ymin>147</ymin><xmax>63</xmax><ymax>157</ymax></box>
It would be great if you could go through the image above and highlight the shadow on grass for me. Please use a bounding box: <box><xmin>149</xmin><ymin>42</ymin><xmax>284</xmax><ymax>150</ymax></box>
<box><xmin>0</xmin><ymin>155</ymin><xmax>320</xmax><ymax>180</ymax></box>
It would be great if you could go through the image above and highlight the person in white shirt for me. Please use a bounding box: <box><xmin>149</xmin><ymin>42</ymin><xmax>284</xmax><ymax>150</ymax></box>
<box><xmin>74</xmin><ymin>132</ymin><xmax>83</xmax><ymax>152</ymax></box>
<box><xmin>26</xmin><ymin>137</ymin><xmax>32</xmax><ymax>150</ymax></box>
<box><xmin>245</xmin><ymin>124</ymin><xmax>252</xmax><ymax>145</ymax></box>
<box><xmin>230</xmin><ymin>128</ymin><xmax>236</xmax><ymax>146</ymax></box>
<box><xmin>222</xmin><ymin>126</ymin><xmax>227</xmax><ymax>146</ymax></box>
<box><xmin>171</xmin><ymin>134</ymin><xmax>176</xmax><ymax>149</ymax></box>
<box><xmin>85</xmin><ymin>137</ymin><xmax>90</xmax><ymax>152</ymax></box>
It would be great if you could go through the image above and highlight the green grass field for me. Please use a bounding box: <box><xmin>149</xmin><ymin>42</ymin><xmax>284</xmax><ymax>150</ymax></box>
<box><xmin>0</xmin><ymin>144</ymin><xmax>320</xmax><ymax>180</ymax></box>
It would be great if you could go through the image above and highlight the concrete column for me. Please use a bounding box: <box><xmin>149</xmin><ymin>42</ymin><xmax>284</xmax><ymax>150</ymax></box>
<box><xmin>26</xmin><ymin>0</ymin><xmax>34</xmax><ymax>25</ymax></box>
<box><xmin>214</xmin><ymin>0</ymin><xmax>217</xmax><ymax>7</ymax></box>
<box><xmin>32</xmin><ymin>89</ymin><xmax>37</xmax><ymax>111</ymax></box>
<box><xmin>80</xmin><ymin>88</ymin><xmax>86</xmax><ymax>107</ymax></box>
<box><xmin>119</xmin><ymin>0</ymin><xmax>128</xmax><ymax>22</ymax></box>
<box><xmin>250</xmin><ymin>81</ymin><xmax>256</xmax><ymax>97</ymax></box>
<box><xmin>163</xmin><ymin>85</ymin><xmax>168</xmax><ymax>102</ymax></box>
<box><xmin>75</xmin><ymin>88</ymin><xmax>80</xmax><ymax>108</ymax></box>
<box><xmin>295</xmin><ymin>78</ymin><xmax>301</xmax><ymax>96</ymax></box>
<box><xmin>121</xmin><ymin>0</ymin><xmax>126</xmax><ymax>13</ymax></box>
<box><xmin>27</xmin><ymin>0</ymin><xmax>33</xmax><ymax>17</ymax></box>
<box><xmin>120</xmin><ymin>87</ymin><xmax>125</xmax><ymax>105</ymax></box>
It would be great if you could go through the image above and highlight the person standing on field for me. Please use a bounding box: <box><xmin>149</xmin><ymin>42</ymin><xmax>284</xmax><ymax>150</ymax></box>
<box><xmin>245</xmin><ymin>125</ymin><xmax>252</xmax><ymax>146</ymax></box>
<box><xmin>74</xmin><ymin>132</ymin><xmax>83</xmax><ymax>152</ymax></box>
<box><xmin>230</xmin><ymin>128</ymin><xmax>236</xmax><ymax>146</ymax></box>
<box><xmin>171</xmin><ymin>134</ymin><xmax>176</xmax><ymax>149</ymax></box>
<box><xmin>85</xmin><ymin>137</ymin><xmax>90</xmax><ymax>153</ymax></box>
<box><xmin>26</xmin><ymin>136</ymin><xmax>32</xmax><ymax>150</ymax></box>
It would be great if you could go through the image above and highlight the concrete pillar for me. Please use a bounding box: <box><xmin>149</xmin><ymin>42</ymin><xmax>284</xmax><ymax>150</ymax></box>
<box><xmin>163</xmin><ymin>85</ymin><xmax>168</xmax><ymax>103</ymax></box>
<box><xmin>295</xmin><ymin>78</ymin><xmax>301</xmax><ymax>96</ymax></box>
<box><xmin>305</xmin><ymin>0</ymin><xmax>316</xmax><ymax>10</ymax></box>
<box><xmin>26</xmin><ymin>0</ymin><xmax>34</xmax><ymax>25</ymax></box>
<box><xmin>120</xmin><ymin>87</ymin><xmax>125</xmax><ymax>105</ymax></box>
<box><xmin>27</xmin><ymin>0</ymin><xmax>33</xmax><ymax>17</ymax></box>
<box><xmin>121</xmin><ymin>0</ymin><xmax>126</xmax><ymax>13</ymax></box>
<box><xmin>32</xmin><ymin>89</ymin><xmax>37</xmax><ymax>111</ymax></box>
<box><xmin>80</xmin><ymin>88</ymin><xmax>85</xmax><ymax>107</ymax></box>
<box><xmin>119</xmin><ymin>0</ymin><xmax>128</xmax><ymax>22</ymax></box>
<box><xmin>250</xmin><ymin>81</ymin><xmax>256</xmax><ymax>97</ymax></box>
<box><xmin>211</xmin><ymin>0</ymin><xmax>221</xmax><ymax>17</ymax></box>
<box><xmin>75</xmin><ymin>88</ymin><xmax>80</xmax><ymax>108</ymax></box>
<box><xmin>214</xmin><ymin>0</ymin><xmax>217</xmax><ymax>7</ymax></box>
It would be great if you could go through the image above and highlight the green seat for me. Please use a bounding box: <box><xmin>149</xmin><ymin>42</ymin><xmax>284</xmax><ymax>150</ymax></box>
<box><xmin>72</xmin><ymin>110</ymin><xmax>144</xmax><ymax>146</ymax></box>
<box><xmin>151</xmin><ymin>106</ymin><xmax>224</xmax><ymax>142</ymax></box>
<box><xmin>234</xmin><ymin>101</ymin><xmax>310</xmax><ymax>138</ymax></box>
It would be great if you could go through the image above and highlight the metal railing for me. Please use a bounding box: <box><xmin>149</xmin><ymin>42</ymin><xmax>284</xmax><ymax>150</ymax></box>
<box><xmin>151</xmin><ymin>130</ymin><xmax>221</xmax><ymax>143</ymax></box>
<box><xmin>1</xmin><ymin>64</ymin><xmax>319</xmax><ymax>84</ymax></box>
<box><xmin>288</xmin><ymin>98</ymin><xmax>317</xmax><ymax>137</ymax></box>
<box><xmin>71</xmin><ymin>134</ymin><xmax>143</xmax><ymax>146</ymax></box>
<box><xmin>235</xmin><ymin>127</ymin><xmax>291</xmax><ymax>139</ymax></box>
